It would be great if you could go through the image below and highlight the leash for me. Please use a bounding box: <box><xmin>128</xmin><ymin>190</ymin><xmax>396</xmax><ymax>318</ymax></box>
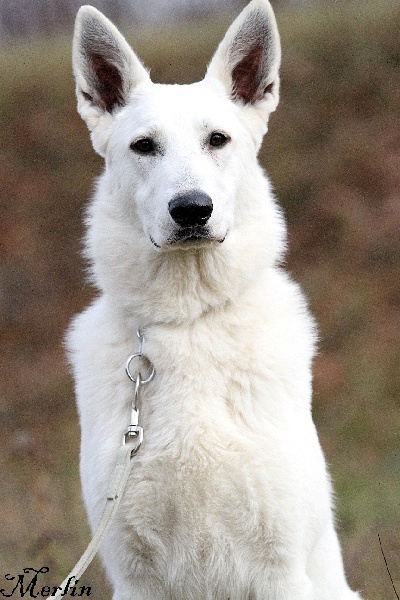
<box><xmin>52</xmin><ymin>329</ymin><xmax>155</xmax><ymax>599</ymax></box>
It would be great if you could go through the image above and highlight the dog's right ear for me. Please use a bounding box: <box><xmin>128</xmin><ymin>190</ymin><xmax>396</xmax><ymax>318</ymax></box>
<box><xmin>72</xmin><ymin>5</ymin><xmax>149</xmax><ymax>156</ymax></box>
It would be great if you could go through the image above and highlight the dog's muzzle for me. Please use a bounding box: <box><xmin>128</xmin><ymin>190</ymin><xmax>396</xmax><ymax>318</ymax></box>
<box><xmin>150</xmin><ymin>191</ymin><xmax>226</xmax><ymax>248</ymax></box>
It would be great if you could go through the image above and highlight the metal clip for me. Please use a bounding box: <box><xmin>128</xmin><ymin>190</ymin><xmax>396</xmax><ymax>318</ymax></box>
<box><xmin>123</xmin><ymin>378</ymin><xmax>144</xmax><ymax>454</ymax></box>
<box><xmin>130</xmin><ymin>402</ymin><xmax>139</xmax><ymax>427</ymax></box>
<box><xmin>122</xmin><ymin>328</ymin><xmax>156</xmax><ymax>456</ymax></box>
<box><xmin>125</xmin><ymin>354</ymin><xmax>155</xmax><ymax>385</ymax></box>
<box><xmin>125</xmin><ymin>329</ymin><xmax>156</xmax><ymax>385</ymax></box>
<box><xmin>123</xmin><ymin>424</ymin><xmax>144</xmax><ymax>455</ymax></box>
<box><xmin>137</xmin><ymin>327</ymin><xmax>145</xmax><ymax>354</ymax></box>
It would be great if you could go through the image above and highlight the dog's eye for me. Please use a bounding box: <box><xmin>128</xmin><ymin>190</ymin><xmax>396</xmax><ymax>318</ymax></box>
<box><xmin>130</xmin><ymin>138</ymin><xmax>155</xmax><ymax>154</ymax></box>
<box><xmin>209</xmin><ymin>132</ymin><xmax>229</xmax><ymax>148</ymax></box>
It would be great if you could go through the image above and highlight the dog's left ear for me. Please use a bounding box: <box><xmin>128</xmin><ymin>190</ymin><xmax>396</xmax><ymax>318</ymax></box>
<box><xmin>205</xmin><ymin>0</ymin><xmax>281</xmax><ymax>118</ymax></box>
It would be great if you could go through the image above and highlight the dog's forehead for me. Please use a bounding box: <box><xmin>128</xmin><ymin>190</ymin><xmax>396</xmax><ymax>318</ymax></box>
<box><xmin>122</xmin><ymin>79</ymin><xmax>240</xmax><ymax>133</ymax></box>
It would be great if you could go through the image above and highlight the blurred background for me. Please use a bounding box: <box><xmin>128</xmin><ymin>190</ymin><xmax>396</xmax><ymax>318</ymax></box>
<box><xmin>0</xmin><ymin>0</ymin><xmax>399</xmax><ymax>597</ymax></box>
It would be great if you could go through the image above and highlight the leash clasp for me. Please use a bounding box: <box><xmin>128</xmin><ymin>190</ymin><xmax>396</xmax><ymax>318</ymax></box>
<box><xmin>123</xmin><ymin>329</ymin><xmax>155</xmax><ymax>455</ymax></box>
<box><xmin>123</xmin><ymin>401</ymin><xmax>143</xmax><ymax>453</ymax></box>
<box><xmin>123</xmin><ymin>425</ymin><xmax>144</xmax><ymax>454</ymax></box>
<box><xmin>125</xmin><ymin>328</ymin><xmax>156</xmax><ymax>385</ymax></box>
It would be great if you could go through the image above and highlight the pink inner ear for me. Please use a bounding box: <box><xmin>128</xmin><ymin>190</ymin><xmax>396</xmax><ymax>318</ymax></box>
<box><xmin>232</xmin><ymin>43</ymin><xmax>264</xmax><ymax>105</ymax></box>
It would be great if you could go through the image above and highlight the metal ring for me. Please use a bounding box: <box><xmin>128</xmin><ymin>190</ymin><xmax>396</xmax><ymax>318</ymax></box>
<box><xmin>125</xmin><ymin>353</ymin><xmax>156</xmax><ymax>385</ymax></box>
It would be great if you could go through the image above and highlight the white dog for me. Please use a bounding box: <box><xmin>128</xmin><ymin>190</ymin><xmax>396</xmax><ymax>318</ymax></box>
<box><xmin>67</xmin><ymin>1</ymin><xmax>362</xmax><ymax>598</ymax></box>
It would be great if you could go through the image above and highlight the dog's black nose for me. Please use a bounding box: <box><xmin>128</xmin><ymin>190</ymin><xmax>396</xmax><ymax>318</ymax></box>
<box><xmin>168</xmin><ymin>191</ymin><xmax>213</xmax><ymax>227</ymax></box>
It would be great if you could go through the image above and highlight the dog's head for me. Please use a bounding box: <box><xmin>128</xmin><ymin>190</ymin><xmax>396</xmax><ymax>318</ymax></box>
<box><xmin>73</xmin><ymin>0</ymin><xmax>281</xmax><ymax>252</ymax></box>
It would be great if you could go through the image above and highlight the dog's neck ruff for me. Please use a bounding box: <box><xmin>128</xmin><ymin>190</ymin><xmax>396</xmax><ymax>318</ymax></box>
<box><xmin>51</xmin><ymin>329</ymin><xmax>154</xmax><ymax>598</ymax></box>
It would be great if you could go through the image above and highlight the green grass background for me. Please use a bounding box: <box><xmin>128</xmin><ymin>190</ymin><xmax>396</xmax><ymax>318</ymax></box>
<box><xmin>0</xmin><ymin>1</ymin><xmax>399</xmax><ymax>597</ymax></box>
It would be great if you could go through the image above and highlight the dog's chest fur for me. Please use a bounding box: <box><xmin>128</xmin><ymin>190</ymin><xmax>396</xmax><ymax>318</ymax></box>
<box><xmin>69</xmin><ymin>269</ymin><xmax>327</xmax><ymax>597</ymax></box>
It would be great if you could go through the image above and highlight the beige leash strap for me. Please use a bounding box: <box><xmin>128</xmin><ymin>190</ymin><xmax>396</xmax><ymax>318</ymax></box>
<box><xmin>52</xmin><ymin>439</ymin><xmax>138</xmax><ymax>599</ymax></box>
<box><xmin>52</xmin><ymin>328</ymin><xmax>154</xmax><ymax>598</ymax></box>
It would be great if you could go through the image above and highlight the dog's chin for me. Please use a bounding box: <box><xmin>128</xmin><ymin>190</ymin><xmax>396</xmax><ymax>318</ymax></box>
<box><xmin>150</xmin><ymin>229</ymin><xmax>227</xmax><ymax>251</ymax></box>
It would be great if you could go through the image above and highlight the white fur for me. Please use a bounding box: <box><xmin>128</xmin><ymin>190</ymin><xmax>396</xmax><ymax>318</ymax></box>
<box><xmin>67</xmin><ymin>2</ymin><xmax>362</xmax><ymax>598</ymax></box>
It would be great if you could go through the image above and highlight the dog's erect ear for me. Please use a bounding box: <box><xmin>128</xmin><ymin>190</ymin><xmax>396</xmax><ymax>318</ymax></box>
<box><xmin>205</xmin><ymin>0</ymin><xmax>281</xmax><ymax>115</ymax></box>
<box><xmin>72</xmin><ymin>5</ymin><xmax>149</xmax><ymax>154</ymax></box>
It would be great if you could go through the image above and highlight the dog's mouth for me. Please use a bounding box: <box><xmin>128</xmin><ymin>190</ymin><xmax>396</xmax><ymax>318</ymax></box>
<box><xmin>150</xmin><ymin>227</ymin><xmax>226</xmax><ymax>249</ymax></box>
